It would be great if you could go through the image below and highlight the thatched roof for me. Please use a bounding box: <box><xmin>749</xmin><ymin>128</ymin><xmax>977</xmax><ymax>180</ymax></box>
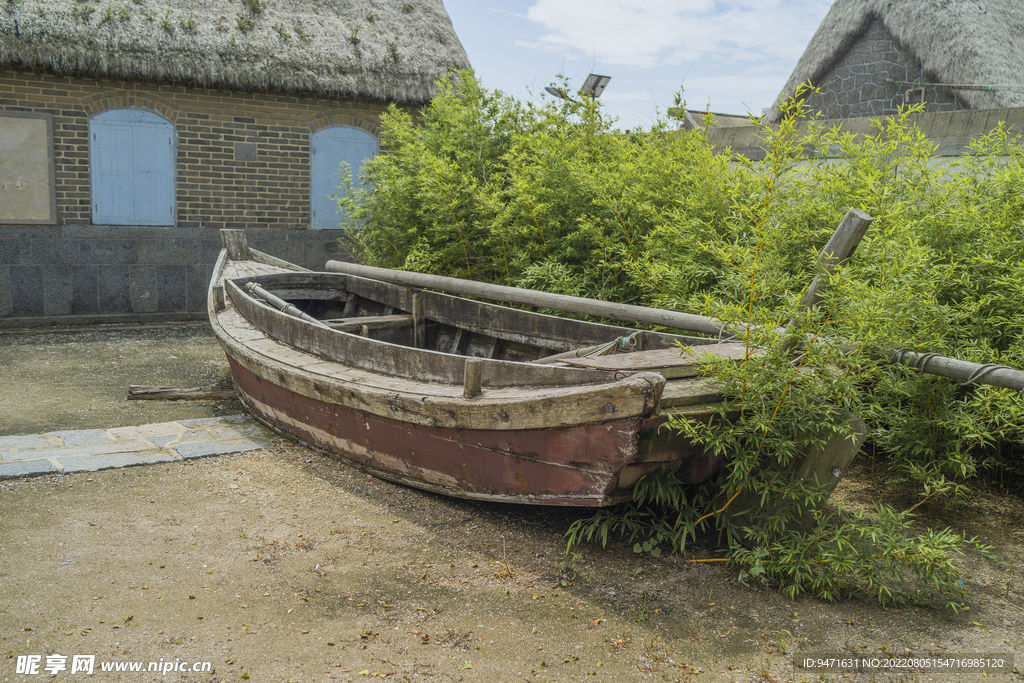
<box><xmin>766</xmin><ymin>0</ymin><xmax>1024</xmax><ymax>123</ymax></box>
<box><xmin>0</xmin><ymin>0</ymin><xmax>471</xmax><ymax>103</ymax></box>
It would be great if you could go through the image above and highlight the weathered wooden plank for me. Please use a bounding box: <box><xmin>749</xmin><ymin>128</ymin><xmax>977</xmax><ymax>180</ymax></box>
<box><xmin>659</xmin><ymin>378</ymin><xmax>724</xmax><ymax>407</ymax></box>
<box><xmin>221</xmin><ymin>229</ymin><xmax>250</xmax><ymax>261</ymax></box>
<box><xmin>128</xmin><ymin>385</ymin><xmax>236</xmax><ymax>401</ymax></box>
<box><xmin>324</xmin><ymin>314</ymin><xmax>414</xmax><ymax>333</ymax></box>
<box><xmin>326</xmin><ymin>260</ymin><xmax>734</xmax><ymax>336</ymax></box>
<box><xmin>250</xmin><ymin>248</ymin><xmax>310</xmax><ymax>272</ymax></box>
<box><xmin>265</xmin><ymin>288</ymin><xmax>350</xmax><ymax>302</ymax></box>
<box><xmin>561</xmin><ymin>343</ymin><xmax>762</xmax><ymax>378</ymax></box>
<box><xmin>212</xmin><ymin>307</ymin><xmax>664</xmax><ymax>430</ymax></box>
<box><xmin>226</xmin><ymin>279</ymin><xmax>625</xmax><ymax>388</ymax></box>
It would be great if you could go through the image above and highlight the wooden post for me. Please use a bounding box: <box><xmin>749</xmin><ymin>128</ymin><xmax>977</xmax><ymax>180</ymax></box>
<box><xmin>212</xmin><ymin>283</ymin><xmax>226</xmax><ymax>312</ymax></box>
<box><xmin>220</xmin><ymin>229</ymin><xmax>250</xmax><ymax>261</ymax></box>
<box><xmin>412</xmin><ymin>291</ymin><xmax>425</xmax><ymax>348</ymax></box>
<box><xmin>781</xmin><ymin>208</ymin><xmax>873</xmax><ymax>353</ymax></box>
<box><xmin>463</xmin><ymin>357</ymin><xmax>482</xmax><ymax>398</ymax></box>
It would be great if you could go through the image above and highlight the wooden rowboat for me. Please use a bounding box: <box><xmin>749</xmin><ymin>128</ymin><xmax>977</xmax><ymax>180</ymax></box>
<box><xmin>208</xmin><ymin>229</ymin><xmax>865</xmax><ymax>507</ymax></box>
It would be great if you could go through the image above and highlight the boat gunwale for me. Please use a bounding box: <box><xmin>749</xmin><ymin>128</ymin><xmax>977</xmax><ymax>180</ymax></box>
<box><xmin>223</xmin><ymin>271</ymin><xmax>694</xmax><ymax>389</ymax></box>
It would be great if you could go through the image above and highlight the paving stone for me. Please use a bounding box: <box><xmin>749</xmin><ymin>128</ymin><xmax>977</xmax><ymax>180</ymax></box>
<box><xmin>178</xmin><ymin>415</ymin><xmax>247</xmax><ymax>427</ymax></box>
<box><xmin>49</xmin><ymin>429</ymin><xmax>111</xmax><ymax>447</ymax></box>
<box><xmin>3</xmin><ymin>441</ymin><xmax>152</xmax><ymax>462</ymax></box>
<box><xmin>59</xmin><ymin>451</ymin><xmax>176</xmax><ymax>474</ymax></box>
<box><xmin>0</xmin><ymin>434</ymin><xmax>51</xmax><ymax>454</ymax></box>
<box><xmin>0</xmin><ymin>460</ymin><xmax>56</xmax><ymax>478</ymax></box>
<box><xmin>106</xmin><ymin>421</ymin><xmax>184</xmax><ymax>440</ymax></box>
<box><xmin>211</xmin><ymin>424</ymin><xmax>269</xmax><ymax>440</ymax></box>
<box><xmin>174</xmin><ymin>438</ymin><xmax>270</xmax><ymax>460</ymax></box>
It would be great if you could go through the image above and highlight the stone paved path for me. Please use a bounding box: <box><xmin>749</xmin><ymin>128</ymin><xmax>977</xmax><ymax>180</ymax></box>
<box><xmin>0</xmin><ymin>415</ymin><xmax>274</xmax><ymax>479</ymax></box>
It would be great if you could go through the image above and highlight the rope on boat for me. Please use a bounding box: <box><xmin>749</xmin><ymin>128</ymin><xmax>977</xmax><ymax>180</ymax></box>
<box><xmin>244</xmin><ymin>282</ymin><xmax>331</xmax><ymax>329</ymax></box>
<box><xmin>530</xmin><ymin>332</ymin><xmax>639</xmax><ymax>365</ymax></box>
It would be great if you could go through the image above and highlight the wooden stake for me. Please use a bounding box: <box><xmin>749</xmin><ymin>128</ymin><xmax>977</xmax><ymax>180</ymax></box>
<box><xmin>463</xmin><ymin>357</ymin><xmax>482</xmax><ymax>398</ymax></box>
<box><xmin>781</xmin><ymin>208</ymin><xmax>873</xmax><ymax>353</ymax></box>
<box><xmin>412</xmin><ymin>291</ymin><xmax>425</xmax><ymax>348</ymax></box>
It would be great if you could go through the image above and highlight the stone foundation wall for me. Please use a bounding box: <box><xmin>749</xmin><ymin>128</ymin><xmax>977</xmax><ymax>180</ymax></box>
<box><xmin>0</xmin><ymin>225</ymin><xmax>350</xmax><ymax>327</ymax></box>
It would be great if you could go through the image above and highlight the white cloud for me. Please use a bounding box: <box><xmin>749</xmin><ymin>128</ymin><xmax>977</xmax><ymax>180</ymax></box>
<box><xmin>524</xmin><ymin>0</ymin><xmax>828</xmax><ymax>69</ymax></box>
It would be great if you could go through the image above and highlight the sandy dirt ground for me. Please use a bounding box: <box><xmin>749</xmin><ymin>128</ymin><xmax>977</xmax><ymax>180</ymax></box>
<box><xmin>1</xmin><ymin>325</ymin><xmax>1023</xmax><ymax>682</ymax></box>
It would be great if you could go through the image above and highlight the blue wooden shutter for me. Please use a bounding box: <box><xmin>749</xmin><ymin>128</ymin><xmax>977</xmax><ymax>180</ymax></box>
<box><xmin>311</xmin><ymin>127</ymin><xmax>377</xmax><ymax>229</ymax></box>
<box><xmin>91</xmin><ymin>110</ymin><xmax>174</xmax><ymax>225</ymax></box>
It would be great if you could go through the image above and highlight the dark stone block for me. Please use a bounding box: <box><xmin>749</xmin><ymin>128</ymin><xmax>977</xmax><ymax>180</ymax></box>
<box><xmin>71</xmin><ymin>265</ymin><xmax>98</xmax><ymax>314</ymax></box>
<box><xmin>130</xmin><ymin>265</ymin><xmax>158</xmax><ymax>313</ymax></box>
<box><xmin>87</xmin><ymin>240</ymin><xmax>138</xmax><ymax>265</ymax></box>
<box><xmin>0</xmin><ymin>240</ymin><xmax>24</xmax><ymax>266</ymax></box>
<box><xmin>195</xmin><ymin>240</ymin><xmax>222</xmax><ymax>265</ymax></box>
<box><xmin>30</xmin><ymin>239</ymin><xmax>84</xmax><ymax>265</ymax></box>
<box><xmin>154</xmin><ymin>265</ymin><xmax>187</xmax><ymax>312</ymax></box>
<box><xmin>10</xmin><ymin>266</ymin><xmax>44</xmax><ymax>315</ymax></box>
<box><xmin>0</xmin><ymin>226</ymin><xmax>63</xmax><ymax>240</ymax></box>
<box><xmin>0</xmin><ymin>267</ymin><xmax>10</xmax><ymax>316</ymax></box>
<box><xmin>303</xmin><ymin>239</ymin><xmax>340</xmax><ymax>269</ymax></box>
<box><xmin>98</xmin><ymin>265</ymin><xmax>131</xmax><ymax>313</ymax></box>
<box><xmin>187</xmin><ymin>264</ymin><xmax>213</xmax><ymax>312</ymax></box>
<box><xmin>855</xmin><ymin>74</ymin><xmax>869</xmax><ymax>88</ymax></box>
<box><xmin>137</xmin><ymin>239</ymin><xmax>194</xmax><ymax>265</ymax></box>
<box><xmin>44</xmin><ymin>269</ymin><xmax>73</xmax><ymax>316</ymax></box>
<box><xmin>835</xmin><ymin>66</ymin><xmax>850</xmax><ymax>79</ymax></box>
<box><xmin>861</xmin><ymin>83</ymin><xmax>878</xmax><ymax>101</ymax></box>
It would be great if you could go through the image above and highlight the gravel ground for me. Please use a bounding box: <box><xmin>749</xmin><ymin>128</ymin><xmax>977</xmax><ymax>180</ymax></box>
<box><xmin>1</xmin><ymin>324</ymin><xmax>1022</xmax><ymax>682</ymax></box>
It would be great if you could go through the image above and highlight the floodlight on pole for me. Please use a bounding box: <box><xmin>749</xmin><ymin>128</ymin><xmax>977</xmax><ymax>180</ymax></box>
<box><xmin>580</xmin><ymin>74</ymin><xmax>611</xmax><ymax>98</ymax></box>
<box><xmin>544</xmin><ymin>86</ymin><xmax>573</xmax><ymax>101</ymax></box>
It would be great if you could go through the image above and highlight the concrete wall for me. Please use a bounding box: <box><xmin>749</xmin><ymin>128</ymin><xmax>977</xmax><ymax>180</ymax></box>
<box><xmin>801</xmin><ymin>18</ymin><xmax>964</xmax><ymax>120</ymax></box>
<box><xmin>707</xmin><ymin>107</ymin><xmax>1024</xmax><ymax>162</ymax></box>
<box><xmin>0</xmin><ymin>67</ymin><xmax>391</xmax><ymax>326</ymax></box>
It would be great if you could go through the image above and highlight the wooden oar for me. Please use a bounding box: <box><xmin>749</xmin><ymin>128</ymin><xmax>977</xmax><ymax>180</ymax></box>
<box><xmin>325</xmin><ymin>261</ymin><xmax>738</xmax><ymax>337</ymax></box>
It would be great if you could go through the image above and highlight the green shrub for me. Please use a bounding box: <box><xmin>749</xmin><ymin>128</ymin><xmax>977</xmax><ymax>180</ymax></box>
<box><xmin>340</xmin><ymin>74</ymin><xmax>1022</xmax><ymax>607</ymax></box>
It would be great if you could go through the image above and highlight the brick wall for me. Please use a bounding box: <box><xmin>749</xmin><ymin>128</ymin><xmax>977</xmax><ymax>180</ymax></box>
<box><xmin>0</xmin><ymin>67</ymin><xmax>394</xmax><ymax>228</ymax></box>
<box><xmin>0</xmin><ymin>67</ymin><xmax>393</xmax><ymax>325</ymax></box>
<box><xmin>802</xmin><ymin>18</ymin><xmax>964</xmax><ymax>120</ymax></box>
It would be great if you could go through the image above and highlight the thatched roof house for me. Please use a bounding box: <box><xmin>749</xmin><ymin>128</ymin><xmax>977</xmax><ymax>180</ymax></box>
<box><xmin>0</xmin><ymin>0</ymin><xmax>471</xmax><ymax>325</ymax></box>
<box><xmin>765</xmin><ymin>0</ymin><xmax>1024</xmax><ymax>123</ymax></box>
<box><xmin>0</xmin><ymin>0</ymin><xmax>469</xmax><ymax>102</ymax></box>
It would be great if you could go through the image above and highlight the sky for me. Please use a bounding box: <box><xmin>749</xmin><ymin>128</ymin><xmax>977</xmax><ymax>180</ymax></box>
<box><xmin>442</xmin><ymin>0</ymin><xmax>834</xmax><ymax>131</ymax></box>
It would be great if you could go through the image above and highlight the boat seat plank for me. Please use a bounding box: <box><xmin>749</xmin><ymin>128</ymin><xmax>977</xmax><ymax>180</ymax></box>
<box><xmin>659</xmin><ymin>378</ymin><xmax>723</xmax><ymax>407</ymax></box>
<box><xmin>561</xmin><ymin>342</ymin><xmax>761</xmax><ymax>378</ymax></box>
<box><xmin>324</xmin><ymin>314</ymin><xmax>414</xmax><ymax>332</ymax></box>
<box><xmin>268</xmin><ymin>288</ymin><xmax>350</xmax><ymax>302</ymax></box>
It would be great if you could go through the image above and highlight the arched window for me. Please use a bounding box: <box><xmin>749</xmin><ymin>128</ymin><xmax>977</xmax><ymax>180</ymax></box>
<box><xmin>90</xmin><ymin>109</ymin><xmax>175</xmax><ymax>226</ymax></box>
<box><xmin>310</xmin><ymin>126</ymin><xmax>377</xmax><ymax>229</ymax></box>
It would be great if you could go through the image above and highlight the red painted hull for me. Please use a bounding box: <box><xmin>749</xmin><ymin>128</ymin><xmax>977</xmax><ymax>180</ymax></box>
<box><xmin>229</xmin><ymin>358</ymin><xmax>652</xmax><ymax>506</ymax></box>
